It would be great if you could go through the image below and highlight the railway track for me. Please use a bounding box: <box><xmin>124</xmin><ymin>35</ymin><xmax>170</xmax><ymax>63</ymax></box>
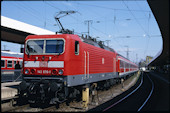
<box><xmin>137</xmin><ymin>73</ymin><xmax>154</xmax><ymax>111</ymax></box>
<box><xmin>102</xmin><ymin>72</ymin><xmax>144</xmax><ymax>111</ymax></box>
<box><xmin>89</xmin><ymin>72</ymin><xmax>155</xmax><ymax>111</ymax></box>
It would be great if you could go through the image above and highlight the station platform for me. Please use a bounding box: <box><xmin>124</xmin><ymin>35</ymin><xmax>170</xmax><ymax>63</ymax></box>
<box><xmin>1</xmin><ymin>81</ymin><xmax>21</xmax><ymax>100</ymax></box>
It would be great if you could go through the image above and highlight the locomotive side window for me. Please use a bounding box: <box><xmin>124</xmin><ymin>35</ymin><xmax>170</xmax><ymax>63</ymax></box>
<box><xmin>75</xmin><ymin>41</ymin><xmax>79</xmax><ymax>55</ymax></box>
<box><xmin>27</xmin><ymin>40</ymin><xmax>44</xmax><ymax>54</ymax></box>
<box><xmin>1</xmin><ymin>60</ymin><xmax>5</xmax><ymax>67</ymax></box>
<box><xmin>7</xmin><ymin>60</ymin><xmax>12</xmax><ymax>68</ymax></box>
<box><xmin>46</xmin><ymin>40</ymin><xmax>64</xmax><ymax>53</ymax></box>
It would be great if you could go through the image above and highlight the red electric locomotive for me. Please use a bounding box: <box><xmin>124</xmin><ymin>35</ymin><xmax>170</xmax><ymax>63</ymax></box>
<box><xmin>18</xmin><ymin>34</ymin><xmax>138</xmax><ymax>105</ymax></box>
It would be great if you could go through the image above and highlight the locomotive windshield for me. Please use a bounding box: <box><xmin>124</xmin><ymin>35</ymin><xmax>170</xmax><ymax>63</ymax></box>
<box><xmin>27</xmin><ymin>40</ymin><xmax>44</xmax><ymax>54</ymax></box>
<box><xmin>46</xmin><ymin>40</ymin><xmax>64</xmax><ymax>53</ymax></box>
<box><xmin>26</xmin><ymin>39</ymin><xmax>64</xmax><ymax>54</ymax></box>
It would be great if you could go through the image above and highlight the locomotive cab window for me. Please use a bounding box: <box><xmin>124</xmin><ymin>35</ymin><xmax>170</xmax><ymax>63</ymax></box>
<box><xmin>75</xmin><ymin>41</ymin><xmax>79</xmax><ymax>55</ymax></box>
<box><xmin>46</xmin><ymin>40</ymin><xmax>64</xmax><ymax>53</ymax></box>
<box><xmin>26</xmin><ymin>39</ymin><xmax>64</xmax><ymax>54</ymax></box>
<box><xmin>27</xmin><ymin>40</ymin><xmax>44</xmax><ymax>54</ymax></box>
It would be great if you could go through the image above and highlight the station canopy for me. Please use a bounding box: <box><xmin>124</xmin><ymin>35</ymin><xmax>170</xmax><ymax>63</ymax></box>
<box><xmin>147</xmin><ymin>0</ymin><xmax>169</xmax><ymax>66</ymax></box>
<box><xmin>1</xmin><ymin>16</ymin><xmax>55</xmax><ymax>44</ymax></box>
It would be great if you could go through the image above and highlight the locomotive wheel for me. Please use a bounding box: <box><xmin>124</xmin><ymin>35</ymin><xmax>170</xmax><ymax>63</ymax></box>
<box><xmin>55</xmin><ymin>102</ymin><xmax>60</xmax><ymax>109</ymax></box>
<box><xmin>66</xmin><ymin>99</ymin><xmax>70</xmax><ymax>106</ymax></box>
<box><xmin>17</xmin><ymin>94</ymin><xmax>28</xmax><ymax>106</ymax></box>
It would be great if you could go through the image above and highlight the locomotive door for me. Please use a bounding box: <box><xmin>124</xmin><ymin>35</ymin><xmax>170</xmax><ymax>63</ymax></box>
<box><xmin>84</xmin><ymin>51</ymin><xmax>89</xmax><ymax>80</ymax></box>
<box><xmin>113</xmin><ymin>57</ymin><xmax>116</xmax><ymax>74</ymax></box>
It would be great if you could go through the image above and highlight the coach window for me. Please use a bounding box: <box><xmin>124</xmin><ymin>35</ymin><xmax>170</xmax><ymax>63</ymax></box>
<box><xmin>14</xmin><ymin>61</ymin><xmax>17</xmax><ymax>67</ymax></box>
<box><xmin>75</xmin><ymin>41</ymin><xmax>79</xmax><ymax>55</ymax></box>
<box><xmin>120</xmin><ymin>60</ymin><xmax>122</xmax><ymax>68</ymax></box>
<box><xmin>1</xmin><ymin>60</ymin><xmax>5</xmax><ymax>68</ymax></box>
<box><xmin>125</xmin><ymin>62</ymin><xmax>128</xmax><ymax>68</ymax></box>
<box><xmin>120</xmin><ymin>60</ymin><xmax>123</xmax><ymax>68</ymax></box>
<box><xmin>7</xmin><ymin>60</ymin><xmax>12</xmax><ymax>68</ymax></box>
<box><xmin>124</xmin><ymin>62</ymin><xmax>126</xmax><ymax>68</ymax></box>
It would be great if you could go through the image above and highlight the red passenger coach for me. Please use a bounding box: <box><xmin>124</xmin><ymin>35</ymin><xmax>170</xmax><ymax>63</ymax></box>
<box><xmin>1</xmin><ymin>51</ymin><xmax>23</xmax><ymax>70</ymax></box>
<box><xmin>19</xmin><ymin>34</ymin><xmax>138</xmax><ymax>105</ymax></box>
<box><xmin>117</xmin><ymin>54</ymin><xmax>138</xmax><ymax>78</ymax></box>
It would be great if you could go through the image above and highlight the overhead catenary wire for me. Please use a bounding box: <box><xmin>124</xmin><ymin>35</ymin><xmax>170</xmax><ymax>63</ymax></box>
<box><xmin>143</xmin><ymin>12</ymin><xmax>151</xmax><ymax>58</ymax></box>
<box><xmin>91</xmin><ymin>25</ymin><xmax>127</xmax><ymax>52</ymax></box>
<box><xmin>20</xmin><ymin>2</ymin><xmax>54</xmax><ymax>26</ymax></box>
<box><xmin>45</xmin><ymin>1</ymin><xmax>81</xmax><ymax>23</ymax></box>
<box><xmin>134</xmin><ymin>0</ymin><xmax>153</xmax><ymax>58</ymax></box>
<box><xmin>76</xmin><ymin>2</ymin><xmax>151</xmax><ymax>13</ymax></box>
<box><xmin>45</xmin><ymin>1</ymin><xmax>83</xmax><ymax>33</ymax></box>
<box><xmin>122</xmin><ymin>0</ymin><xmax>154</xmax><ymax>59</ymax></box>
<box><xmin>12</xmin><ymin>2</ymin><xmax>55</xmax><ymax>27</ymax></box>
<box><xmin>12</xmin><ymin>3</ymin><xmax>45</xmax><ymax>25</ymax></box>
<box><xmin>122</xmin><ymin>1</ymin><xmax>151</xmax><ymax>37</ymax></box>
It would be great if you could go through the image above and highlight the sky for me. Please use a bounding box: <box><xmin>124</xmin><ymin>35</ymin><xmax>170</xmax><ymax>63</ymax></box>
<box><xmin>1</xmin><ymin>0</ymin><xmax>162</xmax><ymax>64</ymax></box>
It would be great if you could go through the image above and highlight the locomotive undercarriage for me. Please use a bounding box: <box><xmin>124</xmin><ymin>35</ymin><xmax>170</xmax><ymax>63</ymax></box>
<box><xmin>17</xmin><ymin>72</ymin><xmax>137</xmax><ymax>107</ymax></box>
<box><xmin>17</xmin><ymin>76</ymin><xmax>82</xmax><ymax>107</ymax></box>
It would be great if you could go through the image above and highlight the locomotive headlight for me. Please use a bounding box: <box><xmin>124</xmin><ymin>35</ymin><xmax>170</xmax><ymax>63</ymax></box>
<box><xmin>52</xmin><ymin>69</ymin><xmax>58</xmax><ymax>75</ymax></box>
<box><xmin>25</xmin><ymin>69</ymin><xmax>29</xmax><ymax>74</ymax></box>
<box><xmin>58</xmin><ymin>69</ymin><xmax>63</xmax><ymax>75</ymax></box>
<box><xmin>31</xmin><ymin>69</ymin><xmax>35</xmax><ymax>74</ymax></box>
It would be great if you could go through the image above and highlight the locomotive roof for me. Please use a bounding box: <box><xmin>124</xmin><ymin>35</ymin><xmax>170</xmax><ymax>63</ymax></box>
<box><xmin>117</xmin><ymin>53</ymin><xmax>137</xmax><ymax>66</ymax></box>
<box><xmin>1</xmin><ymin>51</ymin><xmax>23</xmax><ymax>58</ymax></box>
<box><xmin>80</xmin><ymin>35</ymin><xmax>136</xmax><ymax>66</ymax></box>
<box><xmin>80</xmin><ymin>37</ymin><xmax>101</xmax><ymax>48</ymax></box>
<box><xmin>80</xmin><ymin>36</ymin><xmax>115</xmax><ymax>53</ymax></box>
<box><xmin>25</xmin><ymin>34</ymin><xmax>81</xmax><ymax>41</ymax></box>
<box><xmin>117</xmin><ymin>53</ymin><xmax>127</xmax><ymax>59</ymax></box>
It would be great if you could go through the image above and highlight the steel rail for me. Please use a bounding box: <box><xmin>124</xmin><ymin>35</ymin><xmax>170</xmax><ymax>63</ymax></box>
<box><xmin>103</xmin><ymin>72</ymin><xmax>143</xmax><ymax>111</ymax></box>
<box><xmin>137</xmin><ymin>73</ymin><xmax>154</xmax><ymax>111</ymax></box>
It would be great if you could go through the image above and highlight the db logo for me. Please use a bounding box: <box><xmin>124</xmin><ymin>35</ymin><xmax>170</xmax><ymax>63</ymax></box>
<box><xmin>39</xmin><ymin>61</ymin><xmax>48</xmax><ymax>67</ymax></box>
